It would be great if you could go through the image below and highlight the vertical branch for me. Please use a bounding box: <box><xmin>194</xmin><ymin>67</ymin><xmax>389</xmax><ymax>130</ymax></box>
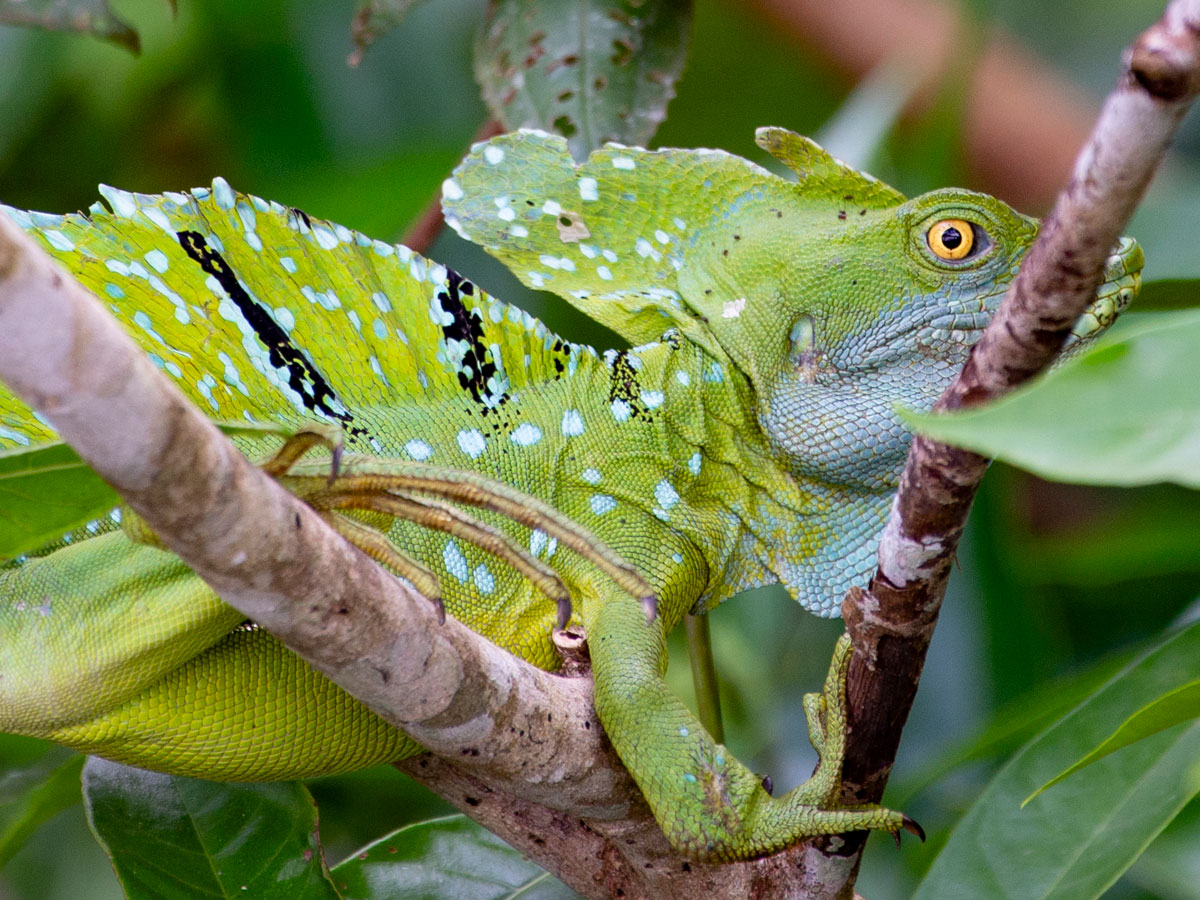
<box><xmin>826</xmin><ymin>0</ymin><xmax>1200</xmax><ymax>891</ymax></box>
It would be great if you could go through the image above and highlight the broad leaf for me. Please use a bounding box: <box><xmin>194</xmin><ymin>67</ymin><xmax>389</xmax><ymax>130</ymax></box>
<box><xmin>905</xmin><ymin>310</ymin><xmax>1200</xmax><ymax>488</ymax></box>
<box><xmin>0</xmin><ymin>421</ymin><xmax>294</xmax><ymax>560</ymax></box>
<box><xmin>331</xmin><ymin>814</ymin><xmax>579</xmax><ymax>899</ymax></box>
<box><xmin>1025</xmin><ymin>679</ymin><xmax>1200</xmax><ymax>804</ymax></box>
<box><xmin>1134</xmin><ymin>278</ymin><xmax>1200</xmax><ymax>311</ymax></box>
<box><xmin>914</xmin><ymin>621</ymin><xmax>1200</xmax><ymax>900</ymax></box>
<box><xmin>0</xmin><ymin>0</ymin><xmax>173</xmax><ymax>53</ymax></box>
<box><xmin>475</xmin><ymin>0</ymin><xmax>692</xmax><ymax>159</ymax></box>
<box><xmin>83</xmin><ymin>758</ymin><xmax>340</xmax><ymax>899</ymax></box>
<box><xmin>0</xmin><ymin>742</ymin><xmax>83</xmax><ymax>868</ymax></box>
<box><xmin>0</xmin><ymin>442</ymin><xmax>121</xmax><ymax>560</ymax></box>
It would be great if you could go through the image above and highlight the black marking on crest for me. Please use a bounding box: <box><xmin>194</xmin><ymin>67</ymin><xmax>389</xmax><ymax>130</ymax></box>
<box><xmin>438</xmin><ymin>268</ymin><xmax>508</xmax><ymax>411</ymax></box>
<box><xmin>609</xmin><ymin>350</ymin><xmax>648</xmax><ymax>421</ymax></box>
<box><xmin>176</xmin><ymin>230</ymin><xmax>366</xmax><ymax>438</ymax></box>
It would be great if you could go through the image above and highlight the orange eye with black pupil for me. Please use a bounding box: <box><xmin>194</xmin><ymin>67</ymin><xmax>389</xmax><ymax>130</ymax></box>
<box><xmin>928</xmin><ymin>219</ymin><xmax>974</xmax><ymax>260</ymax></box>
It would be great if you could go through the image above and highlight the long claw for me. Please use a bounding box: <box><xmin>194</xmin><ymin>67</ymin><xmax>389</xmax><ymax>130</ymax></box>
<box><xmin>311</xmin><ymin>489</ymin><xmax>573</xmax><ymax>624</ymax></box>
<box><xmin>641</xmin><ymin>594</ymin><xmax>658</xmax><ymax>624</ymax></box>
<box><xmin>326</xmin><ymin>512</ymin><xmax>445</xmax><ymax>624</ymax></box>
<box><xmin>902</xmin><ymin>815</ymin><xmax>926</xmax><ymax>843</ymax></box>
<box><xmin>261</xmin><ymin>426</ymin><xmax>344</xmax><ymax>481</ymax></box>
<box><xmin>312</xmin><ymin>464</ymin><xmax>654</xmax><ymax>602</ymax></box>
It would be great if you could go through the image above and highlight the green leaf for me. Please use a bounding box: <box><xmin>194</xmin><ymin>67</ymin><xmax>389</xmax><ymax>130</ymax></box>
<box><xmin>475</xmin><ymin>0</ymin><xmax>693</xmax><ymax>159</ymax></box>
<box><xmin>1025</xmin><ymin>679</ymin><xmax>1200</xmax><ymax>805</ymax></box>
<box><xmin>904</xmin><ymin>310</ymin><xmax>1200</xmax><ymax>488</ymax></box>
<box><xmin>348</xmin><ymin>0</ymin><xmax>427</xmax><ymax>67</ymax></box>
<box><xmin>914</xmin><ymin>621</ymin><xmax>1200</xmax><ymax>900</ymax></box>
<box><xmin>83</xmin><ymin>758</ymin><xmax>341</xmax><ymax>899</ymax></box>
<box><xmin>0</xmin><ymin>442</ymin><xmax>120</xmax><ymax>560</ymax></box>
<box><xmin>0</xmin><ymin>0</ymin><xmax>172</xmax><ymax>53</ymax></box>
<box><xmin>330</xmin><ymin>814</ymin><xmax>580</xmax><ymax>899</ymax></box>
<box><xmin>0</xmin><ymin>744</ymin><xmax>84</xmax><ymax>869</ymax></box>
<box><xmin>0</xmin><ymin>421</ymin><xmax>294</xmax><ymax>560</ymax></box>
<box><xmin>1134</xmin><ymin>278</ymin><xmax>1200</xmax><ymax>311</ymax></box>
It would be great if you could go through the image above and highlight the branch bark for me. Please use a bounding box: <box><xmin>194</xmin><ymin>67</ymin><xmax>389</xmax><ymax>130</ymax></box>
<box><xmin>827</xmin><ymin>2</ymin><xmax>1200</xmax><ymax>895</ymax></box>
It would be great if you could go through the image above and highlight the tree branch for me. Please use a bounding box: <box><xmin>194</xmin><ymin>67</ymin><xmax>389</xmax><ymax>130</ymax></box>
<box><xmin>829</xmin><ymin>2</ymin><xmax>1200</xmax><ymax>894</ymax></box>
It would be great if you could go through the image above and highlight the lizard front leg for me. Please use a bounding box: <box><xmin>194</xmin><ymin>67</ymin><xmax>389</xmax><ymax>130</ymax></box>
<box><xmin>584</xmin><ymin>594</ymin><xmax>914</xmax><ymax>861</ymax></box>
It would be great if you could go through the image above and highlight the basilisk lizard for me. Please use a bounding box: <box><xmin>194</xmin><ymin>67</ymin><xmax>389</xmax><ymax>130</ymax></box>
<box><xmin>0</xmin><ymin>128</ymin><xmax>1140</xmax><ymax>860</ymax></box>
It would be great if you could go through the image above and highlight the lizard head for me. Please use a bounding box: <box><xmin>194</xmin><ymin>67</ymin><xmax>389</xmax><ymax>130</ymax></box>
<box><xmin>444</xmin><ymin>128</ymin><xmax>1141</xmax><ymax>497</ymax></box>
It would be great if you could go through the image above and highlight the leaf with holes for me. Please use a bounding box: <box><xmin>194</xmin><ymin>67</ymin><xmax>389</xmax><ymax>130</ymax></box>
<box><xmin>0</xmin><ymin>0</ymin><xmax>175</xmax><ymax>53</ymax></box>
<box><xmin>348</xmin><ymin>0</ymin><xmax>427</xmax><ymax>66</ymax></box>
<box><xmin>476</xmin><ymin>0</ymin><xmax>693</xmax><ymax>159</ymax></box>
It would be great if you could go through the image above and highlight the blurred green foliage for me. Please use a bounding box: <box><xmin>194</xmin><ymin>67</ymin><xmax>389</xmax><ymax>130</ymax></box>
<box><xmin>2</xmin><ymin>1</ymin><xmax>1200</xmax><ymax>898</ymax></box>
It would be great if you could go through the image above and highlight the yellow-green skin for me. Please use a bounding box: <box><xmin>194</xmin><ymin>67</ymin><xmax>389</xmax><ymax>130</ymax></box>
<box><xmin>0</xmin><ymin>128</ymin><xmax>1141</xmax><ymax>860</ymax></box>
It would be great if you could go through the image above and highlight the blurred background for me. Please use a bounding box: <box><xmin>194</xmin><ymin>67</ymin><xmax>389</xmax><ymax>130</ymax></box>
<box><xmin>2</xmin><ymin>0</ymin><xmax>1200</xmax><ymax>897</ymax></box>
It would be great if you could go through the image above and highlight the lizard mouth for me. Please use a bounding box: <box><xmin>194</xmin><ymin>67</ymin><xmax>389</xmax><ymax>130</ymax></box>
<box><xmin>1063</xmin><ymin>235</ymin><xmax>1143</xmax><ymax>349</ymax></box>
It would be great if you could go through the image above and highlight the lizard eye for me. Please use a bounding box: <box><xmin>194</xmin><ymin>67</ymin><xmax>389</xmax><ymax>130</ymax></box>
<box><xmin>927</xmin><ymin>219</ymin><xmax>981</xmax><ymax>261</ymax></box>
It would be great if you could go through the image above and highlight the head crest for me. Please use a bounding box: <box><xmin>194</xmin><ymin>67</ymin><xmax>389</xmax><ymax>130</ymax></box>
<box><xmin>755</xmin><ymin>127</ymin><xmax>906</xmax><ymax>208</ymax></box>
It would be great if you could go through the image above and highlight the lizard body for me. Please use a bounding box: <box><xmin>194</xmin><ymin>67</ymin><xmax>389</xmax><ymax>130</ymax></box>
<box><xmin>0</xmin><ymin>129</ymin><xmax>1141</xmax><ymax>859</ymax></box>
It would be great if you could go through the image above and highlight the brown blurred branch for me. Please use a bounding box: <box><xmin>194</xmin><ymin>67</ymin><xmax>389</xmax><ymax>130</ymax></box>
<box><xmin>826</xmin><ymin>3</ymin><xmax>1200</xmax><ymax>896</ymax></box>
<box><xmin>741</xmin><ymin>0</ymin><xmax>1099</xmax><ymax>212</ymax></box>
<box><xmin>400</xmin><ymin>119</ymin><xmax>504</xmax><ymax>253</ymax></box>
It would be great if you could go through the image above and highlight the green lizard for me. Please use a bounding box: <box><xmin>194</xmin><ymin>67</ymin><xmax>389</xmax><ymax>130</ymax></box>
<box><xmin>0</xmin><ymin>128</ymin><xmax>1140</xmax><ymax>861</ymax></box>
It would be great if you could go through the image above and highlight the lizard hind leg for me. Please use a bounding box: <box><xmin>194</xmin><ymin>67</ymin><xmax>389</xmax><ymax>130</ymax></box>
<box><xmin>260</xmin><ymin>429</ymin><xmax>654</xmax><ymax>630</ymax></box>
<box><xmin>584</xmin><ymin>595</ymin><xmax>917</xmax><ymax>860</ymax></box>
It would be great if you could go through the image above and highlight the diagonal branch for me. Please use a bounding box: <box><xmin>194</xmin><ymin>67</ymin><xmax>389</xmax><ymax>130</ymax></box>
<box><xmin>828</xmin><ymin>1</ymin><xmax>1200</xmax><ymax>894</ymax></box>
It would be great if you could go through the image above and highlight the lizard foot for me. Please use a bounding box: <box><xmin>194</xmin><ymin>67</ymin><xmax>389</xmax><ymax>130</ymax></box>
<box><xmin>262</xmin><ymin>429</ymin><xmax>657</xmax><ymax>628</ymax></box>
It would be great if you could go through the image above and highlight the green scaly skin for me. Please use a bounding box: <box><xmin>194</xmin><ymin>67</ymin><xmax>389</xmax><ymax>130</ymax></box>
<box><xmin>0</xmin><ymin>128</ymin><xmax>1141</xmax><ymax>860</ymax></box>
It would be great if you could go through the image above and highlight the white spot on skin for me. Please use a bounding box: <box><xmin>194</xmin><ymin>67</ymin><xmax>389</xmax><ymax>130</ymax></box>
<box><xmin>579</xmin><ymin>177</ymin><xmax>599</xmax><ymax>201</ymax></box>
<box><xmin>542</xmin><ymin>200</ymin><xmax>562</xmax><ymax>216</ymax></box>
<box><xmin>612</xmin><ymin>156</ymin><xmax>635</xmax><ymax>170</ymax></box>
<box><xmin>610</xmin><ymin>400</ymin><xmax>630</xmax><ymax>422</ymax></box>
<box><xmin>561</xmin><ymin>410</ymin><xmax>585</xmax><ymax>436</ymax></box>
<box><xmin>511</xmin><ymin>423</ymin><xmax>542</xmax><ymax>446</ymax></box>
<box><xmin>641</xmin><ymin>390</ymin><xmax>663</xmax><ymax>409</ymax></box>
<box><xmin>457</xmin><ymin>429</ymin><xmax>486</xmax><ymax>459</ymax></box>
<box><xmin>582</xmin><ymin>467</ymin><xmax>602</xmax><ymax>484</ymax></box>
<box><xmin>722</xmin><ymin>297</ymin><xmax>746</xmax><ymax>319</ymax></box>
<box><xmin>688</xmin><ymin>452</ymin><xmax>702</xmax><ymax>475</ymax></box>
<box><xmin>484</xmin><ymin>145</ymin><xmax>505</xmax><ymax>165</ymax></box>
<box><xmin>528</xmin><ymin>272</ymin><xmax>547</xmax><ymax>288</ymax></box>
<box><xmin>274</xmin><ymin>307</ymin><xmax>295</xmax><ymax>329</ymax></box>
<box><xmin>676</xmin><ymin>370</ymin><xmax>690</xmax><ymax>386</ymax></box>
<box><xmin>602</xmin><ymin>249</ymin><xmax>618</xmax><ymax>263</ymax></box>
<box><xmin>530</xmin><ymin>530</ymin><xmax>548</xmax><ymax>556</ymax></box>
<box><xmin>442</xmin><ymin>179</ymin><xmax>464</xmax><ymax>201</ymax></box>
<box><xmin>596</xmin><ymin>265</ymin><xmax>613</xmax><ymax>281</ymax></box>
<box><xmin>510</xmin><ymin>225</ymin><xmax>529</xmax><ymax>238</ymax></box>
<box><xmin>654</xmin><ymin>480</ymin><xmax>680</xmax><ymax>509</ymax></box>
<box><xmin>43</xmin><ymin>230</ymin><xmax>74</xmax><ymax>252</ymax></box>
<box><xmin>635</xmin><ymin>238</ymin><xmax>661</xmax><ymax>261</ymax></box>
<box><xmin>144</xmin><ymin>249</ymin><xmax>169</xmax><ymax>272</ymax></box>
<box><xmin>279</xmin><ymin>256</ymin><xmax>297</xmax><ymax>274</ymax></box>
<box><xmin>590</xmin><ymin>494</ymin><xmax>617</xmax><ymax>515</ymax></box>
<box><xmin>473</xmin><ymin>564</ymin><xmax>496</xmax><ymax>594</ymax></box>
<box><xmin>212</xmin><ymin>178</ymin><xmax>236</xmax><ymax>211</ymax></box>
<box><xmin>655</xmin><ymin>230</ymin><xmax>671</xmax><ymax>244</ymax></box>
<box><xmin>405</xmin><ymin>439</ymin><xmax>433</xmax><ymax>460</ymax></box>
<box><xmin>443</xmin><ymin>541</ymin><xmax>469</xmax><ymax>582</ymax></box>
<box><xmin>312</xmin><ymin>224</ymin><xmax>339</xmax><ymax>250</ymax></box>
<box><xmin>498</xmin><ymin>207</ymin><xmax>516</xmax><ymax>221</ymax></box>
